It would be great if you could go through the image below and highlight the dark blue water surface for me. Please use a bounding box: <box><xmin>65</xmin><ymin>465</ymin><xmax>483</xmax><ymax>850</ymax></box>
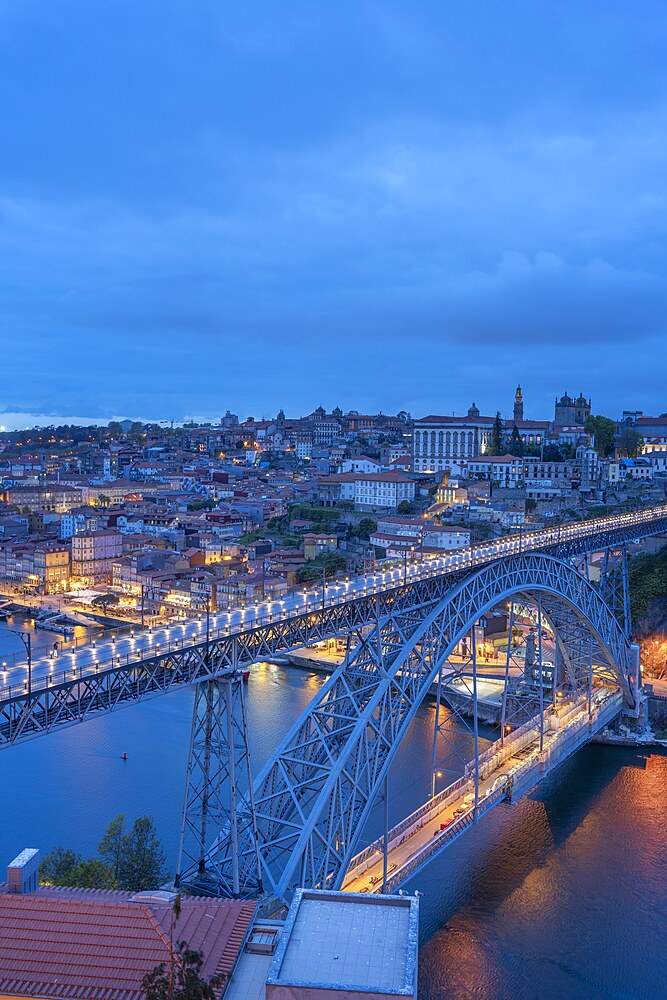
<box><xmin>0</xmin><ymin>629</ymin><xmax>665</xmax><ymax>1000</ymax></box>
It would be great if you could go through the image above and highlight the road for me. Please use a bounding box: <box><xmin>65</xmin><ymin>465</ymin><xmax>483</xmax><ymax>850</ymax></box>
<box><xmin>342</xmin><ymin>687</ymin><xmax>619</xmax><ymax>894</ymax></box>
<box><xmin>0</xmin><ymin>504</ymin><xmax>664</xmax><ymax>701</ymax></box>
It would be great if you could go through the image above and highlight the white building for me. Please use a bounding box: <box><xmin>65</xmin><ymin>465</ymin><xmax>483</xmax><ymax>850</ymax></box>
<box><xmin>421</xmin><ymin>525</ymin><xmax>471</xmax><ymax>549</ymax></box>
<box><xmin>353</xmin><ymin>472</ymin><xmax>415</xmax><ymax>510</ymax></box>
<box><xmin>413</xmin><ymin>406</ymin><xmax>494</xmax><ymax>474</ymax></box>
<box><xmin>467</xmin><ymin>455</ymin><xmax>524</xmax><ymax>487</ymax></box>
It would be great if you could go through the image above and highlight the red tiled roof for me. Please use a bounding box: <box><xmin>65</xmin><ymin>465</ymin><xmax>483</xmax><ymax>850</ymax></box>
<box><xmin>0</xmin><ymin>891</ymin><xmax>255</xmax><ymax>1000</ymax></box>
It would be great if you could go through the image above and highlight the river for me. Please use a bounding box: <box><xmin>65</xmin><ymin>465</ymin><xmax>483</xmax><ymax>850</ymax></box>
<box><xmin>0</xmin><ymin>623</ymin><xmax>665</xmax><ymax>999</ymax></box>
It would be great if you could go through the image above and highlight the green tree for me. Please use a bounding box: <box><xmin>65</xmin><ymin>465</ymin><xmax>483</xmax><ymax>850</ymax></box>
<box><xmin>107</xmin><ymin>421</ymin><xmax>123</xmax><ymax>437</ymax></box>
<box><xmin>543</xmin><ymin>444</ymin><xmax>563</xmax><ymax>462</ymax></box>
<box><xmin>68</xmin><ymin>858</ymin><xmax>117</xmax><ymax>889</ymax></box>
<box><xmin>584</xmin><ymin>415</ymin><xmax>616</xmax><ymax>456</ymax></box>
<box><xmin>141</xmin><ymin>941</ymin><xmax>225</xmax><ymax>1000</ymax></box>
<box><xmin>98</xmin><ymin>813</ymin><xmax>126</xmax><ymax>885</ymax></box>
<box><xmin>617</xmin><ymin>426</ymin><xmax>643</xmax><ymax>458</ymax></box>
<box><xmin>488</xmin><ymin>412</ymin><xmax>504</xmax><ymax>455</ymax></box>
<box><xmin>97</xmin><ymin>493</ymin><xmax>111</xmax><ymax>506</ymax></box>
<box><xmin>40</xmin><ymin>848</ymin><xmax>115</xmax><ymax>889</ymax></box>
<box><xmin>397</xmin><ymin>499</ymin><xmax>412</xmax><ymax>515</ymax></box>
<box><xmin>121</xmin><ymin>816</ymin><xmax>166</xmax><ymax>891</ymax></box>
<box><xmin>508</xmin><ymin>425</ymin><xmax>523</xmax><ymax>457</ymax></box>
<box><xmin>187</xmin><ymin>499</ymin><xmax>215</xmax><ymax>511</ymax></box>
<box><xmin>40</xmin><ymin>847</ymin><xmax>81</xmax><ymax>885</ymax></box>
<box><xmin>92</xmin><ymin>593</ymin><xmax>119</xmax><ymax>612</ymax></box>
<box><xmin>350</xmin><ymin>517</ymin><xmax>377</xmax><ymax>540</ymax></box>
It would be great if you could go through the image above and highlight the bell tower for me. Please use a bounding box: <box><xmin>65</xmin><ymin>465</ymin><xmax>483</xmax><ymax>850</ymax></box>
<box><xmin>513</xmin><ymin>385</ymin><xmax>524</xmax><ymax>422</ymax></box>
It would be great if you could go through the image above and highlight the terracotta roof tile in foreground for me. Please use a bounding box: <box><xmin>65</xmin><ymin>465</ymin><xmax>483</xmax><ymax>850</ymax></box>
<box><xmin>0</xmin><ymin>891</ymin><xmax>256</xmax><ymax>1000</ymax></box>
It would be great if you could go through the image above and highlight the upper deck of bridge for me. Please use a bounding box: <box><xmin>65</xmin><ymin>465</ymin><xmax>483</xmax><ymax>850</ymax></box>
<box><xmin>2</xmin><ymin>503</ymin><xmax>666</xmax><ymax>705</ymax></box>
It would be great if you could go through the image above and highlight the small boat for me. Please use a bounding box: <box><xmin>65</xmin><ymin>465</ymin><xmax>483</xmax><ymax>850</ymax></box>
<box><xmin>121</xmin><ymin>752</ymin><xmax>128</xmax><ymax>760</ymax></box>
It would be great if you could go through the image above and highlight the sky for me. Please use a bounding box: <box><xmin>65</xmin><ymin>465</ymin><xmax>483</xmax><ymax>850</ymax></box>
<box><xmin>1</xmin><ymin>0</ymin><xmax>667</xmax><ymax>428</ymax></box>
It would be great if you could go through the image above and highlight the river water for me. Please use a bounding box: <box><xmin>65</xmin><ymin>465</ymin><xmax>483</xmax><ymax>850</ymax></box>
<box><xmin>0</xmin><ymin>622</ymin><xmax>665</xmax><ymax>999</ymax></box>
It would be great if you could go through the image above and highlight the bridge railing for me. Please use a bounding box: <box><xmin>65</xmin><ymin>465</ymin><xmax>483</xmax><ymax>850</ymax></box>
<box><xmin>3</xmin><ymin>504</ymin><xmax>665</xmax><ymax>703</ymax></box>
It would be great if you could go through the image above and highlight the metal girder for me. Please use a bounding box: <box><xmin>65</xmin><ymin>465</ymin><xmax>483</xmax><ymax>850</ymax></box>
<box><xmin>2</xmin><ymin>507</ymin><xmax>666</xmax><ymax>749</ymax></box>
<box><xmin>189</xmin><ymin>553</ymin><xmax>636</xmax><ymax>902</ymax></box>
<box><xmin>176</xmin><ymin>667</ymin><xmax>262</xmax><ymax>898</ymax></box>
<box><xmin>599</xmin><ymin>546</ymin><xmax>632</xmax><ymax>639</ymax></box>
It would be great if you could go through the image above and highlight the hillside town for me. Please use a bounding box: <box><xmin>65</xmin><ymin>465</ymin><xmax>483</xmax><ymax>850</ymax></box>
<box><xmin>0</xmin><ymin>388</ymin><xmax>664</xmax><ymax>624</ymax></box>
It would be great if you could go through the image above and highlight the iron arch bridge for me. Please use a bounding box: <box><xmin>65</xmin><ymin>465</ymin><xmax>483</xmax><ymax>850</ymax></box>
<box><xmin>177</xmin><ymin>552</ymin><xmax>639</xmax><ymax>903</ymax></box>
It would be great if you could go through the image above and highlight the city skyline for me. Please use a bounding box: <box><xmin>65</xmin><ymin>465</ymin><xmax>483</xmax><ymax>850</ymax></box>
<box><xmin>2</xmin><ymin>2</ymin><xmax>667</xmax><ymax>420</ymax></box>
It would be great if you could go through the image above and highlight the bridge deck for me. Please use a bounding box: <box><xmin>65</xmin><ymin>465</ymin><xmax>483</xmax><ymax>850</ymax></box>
<box><xmin>342</xmin><ymin>688</ymin><xmax>624</xmax><ymax>894</ymax></box>
<box><xmin>2</xmin><ymin>504</ymin><xmax>665</xmax><ymax>701</ymax></box>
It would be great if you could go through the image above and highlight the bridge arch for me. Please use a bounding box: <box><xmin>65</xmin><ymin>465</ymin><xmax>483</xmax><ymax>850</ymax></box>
<box><xmin>203</xmin><ymin>554</ymin><xmax>637</xmax><ymax>901</ymax></box>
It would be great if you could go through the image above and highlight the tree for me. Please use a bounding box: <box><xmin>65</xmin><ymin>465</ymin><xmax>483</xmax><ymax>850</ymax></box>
<box><xmin>40</xmin><ymin>847</ymin><xmax>81</xmax><ymax>885</ymax></box>
<box><xmin>508</xmin><ymin>425</ymin><xmax>523</xmax><ymax>457</ymax></box>
<box><xmin>92</xmin><ymin>593</ymin><xmax>119</xmax><ymax>612</ymax></box>
<box><xmin>584</xmin><ymin>415</ymin><xmax>616</xmax><ymax>456</ymax></box>
<box><xmin>141</xmin><ymin>941</ymin><xmax>225</xmax><ymax>1000</ymax></box>
<box><xmin>617</xmin><ymin>426</ymin><xmax>643</xmax><ymax>458</ymax></box>
<box><xmin>98</xmin><ymin>813</ymin><xmax>126</xmax><ymax>885</ymax></box>
<box><xmin>40</xmin><ymin>848</ymin><xmax>115</xmax><ymax>889</ymax></box>
<box><xmin>397</xmin><ymin>499</ymin><xmax>412</xmax><ymax>515</ymax></box>
<box><xmin>107</xmin><ymin>421</ymin><xmax>123</xmax><ymax>437</ymax></box>
<box><xmin>488</xmin><ymin>412</ymin><xmax>504</xmax><ymax>456</ymax></box>
<box><xmin>350</xmin><ymin>517</ymin><xmax>377</xmax><ymax>540</ymax></box>
<box><xmin>543</xmin><ymin>444</ymin><xmax>563</xmax><ymax>462</ymax></box>
<box><xmin>187</xmin><ymin>499</ymin><xmax>215</xmax><ymax>511</ymax></box>
<box><xmin>97</xmin><ymin>493</ymin><xmax>111</xmax><ymax>507</ymax></box>
<box><xmin>120</xmin><ymin>816</ymin><xmax>166</xmax><ymax>891</ymax></box>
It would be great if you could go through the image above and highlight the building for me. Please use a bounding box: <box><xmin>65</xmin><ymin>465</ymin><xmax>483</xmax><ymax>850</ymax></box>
<box><xmin>422</xmin><ymin>525</ymin><xmax>471</xmax><ymax>550</ymax></box>
<box><xmin>4</xmin><ymin>484</ymin><xmax>83</xmax><ymax>514</ymax></box>
<box><xmin>513</xmin><ymin>384</ymin><xmax>524</xmax><ymax>422</ymax></box>
<box><xmin>0</xmin><ymin>853</ymin><xmax>255</xmax><ymax>1000</ymax></box>
<box><xmin>413</xmin><ymin>407</ymin><xmax>495</xmax><ymax>473</ymax></box>
<box><xmin>554</xmin><ymin>391</ymin><xmax>591</xmax><ymax>426</ymax></box>
<box><xmin>71</xmin><ymin>529</ymin><xmax>123</xmax><ymax>585</ymax></box>
<box><xmin>303</xmin><ymin>533</ymin><xmax>337</xmax><ymax>560</ymax></box>
<box><xmin>467</xmin><ymin>455</ymin><xmax>524</xmax><ymax>488</ymax></box>
<box><xmin>317</xmin><ymin>472</ymin><xmax>415</xmax><ymax>510</ymax></box>
<box><xmin>265</xmin><ymin>889</ymin><xmax>418</xmax><ymax>1000</ymax></box>
<box><xmin>32</xmin><ymin>543</ymin><xmax>70</xmax><ymax>593</ymax></box>
<box><xmin>353</xmin><ymin>472</ymin><xmax>415</xmax><ymax>511</ymax></box>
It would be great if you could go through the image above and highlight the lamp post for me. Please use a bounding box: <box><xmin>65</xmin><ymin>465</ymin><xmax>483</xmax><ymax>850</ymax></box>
<box><xmin>7</xmin><ymin>628</ymin><xmax>32</xmax><ymax>698</ymax></box>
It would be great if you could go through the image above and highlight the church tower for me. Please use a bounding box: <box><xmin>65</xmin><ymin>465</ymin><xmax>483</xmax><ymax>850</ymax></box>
<box><xmin>513</xmin><ymin>385</ymin><xmax>524</xmax><ymax>422</ymax></box>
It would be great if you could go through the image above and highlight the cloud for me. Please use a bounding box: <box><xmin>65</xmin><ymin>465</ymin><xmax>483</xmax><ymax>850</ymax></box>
<box><xmin>1</xmin><ymin>2</ymin><xmax>667</xmax><ymax>421</ymax></box>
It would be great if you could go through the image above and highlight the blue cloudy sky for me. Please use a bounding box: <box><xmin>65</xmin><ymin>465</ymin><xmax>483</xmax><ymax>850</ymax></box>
<box><xmin>1</xmin><ymin>1</ymin><xmax>666</xmax><ymax>427</ymax></box>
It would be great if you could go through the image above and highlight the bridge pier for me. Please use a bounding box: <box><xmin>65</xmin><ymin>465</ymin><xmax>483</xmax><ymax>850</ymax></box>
<box><xmin>175</xmin><ymin>664</ymin><xmax>262</xmax><ymax>898</ymax></box>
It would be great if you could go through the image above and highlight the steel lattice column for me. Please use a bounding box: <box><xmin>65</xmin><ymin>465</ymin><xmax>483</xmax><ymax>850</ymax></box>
<box><xmin>599</xmin><ymin>546</ymin><xmax>632</xmax><ymax>638</ymax></box>
<box><xmin>176</xmin><ymin>669</ymin><xmax>261</xmax><ymax>898</ymax></box>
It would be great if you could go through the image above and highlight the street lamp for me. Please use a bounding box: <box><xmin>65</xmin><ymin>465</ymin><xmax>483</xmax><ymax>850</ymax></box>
<box><xmin>7</xmin><ymin>628</ymin><xmax>32</xmax><ymax>698</ymax></box>
<box><xmin>431</xmin><ymin>769</ymin><xmax>442</xmax><ymax>799</ymax></box>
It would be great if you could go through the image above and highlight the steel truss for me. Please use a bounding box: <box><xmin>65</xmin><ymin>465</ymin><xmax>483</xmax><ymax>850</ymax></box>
<box><xmin>599</xmin><ymin>546</ymin><xmax>632</xmax><ymax>638</ymax></box>
<box><xmin>2</xmin><ymin>508</ymin><xmax>664</xmax><ymax>749</ymax></box>
<box><xmin>182</xmin><ymin>553</ymin><xmax>637</xmax><ymax>902</ymax></box>
<box><xmin>176</xmin><ymin>671</ymin><xmax>262</xmax><ymax>898</ymax></box>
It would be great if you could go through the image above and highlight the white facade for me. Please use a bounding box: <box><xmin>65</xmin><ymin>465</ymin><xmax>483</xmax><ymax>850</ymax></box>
<box><xmin>421</xmin><ymin>526</ymin><xmax>471</xmax><ymax>549</ymax></box>
<box><xmin>467</xmin><ymin>456</ymin><xmax>524</xmax><ymax>487</ymax></box>
<box><xmin>413</xmin><ymin>413</ymin><xmax>494</xmax><ymax>474</ymax></box>
<box><xmin>353</xmin><ymin>474</ymin><xmax>415</xmax><ymax>510</ymax></box>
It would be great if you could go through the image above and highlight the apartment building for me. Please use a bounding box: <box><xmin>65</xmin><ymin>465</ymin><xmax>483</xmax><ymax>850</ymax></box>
<box><xmin>71</xmin><ymin>530</ymin><xmax>123</xmax><ymax>585</ymax></box>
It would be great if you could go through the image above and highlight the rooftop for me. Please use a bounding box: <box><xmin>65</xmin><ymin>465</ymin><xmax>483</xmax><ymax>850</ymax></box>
<box><xmin>266</xmin><ymin>889</ymin><xmax>418</xmax><ymax>997</ymax></box>
<box><xmin>0</xmin><ymin>888</ymin><xmax>255</xmax><ymax>1000</ymax></box>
